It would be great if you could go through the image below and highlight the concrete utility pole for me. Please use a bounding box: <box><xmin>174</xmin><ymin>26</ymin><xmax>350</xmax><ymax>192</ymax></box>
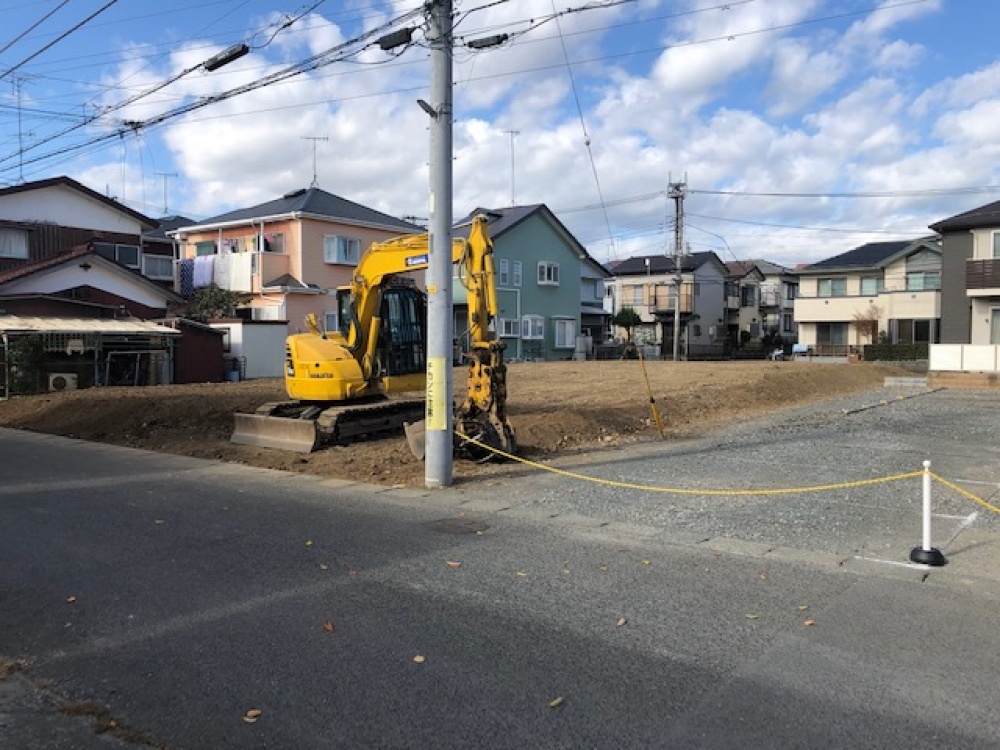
<box><xmin>668</xmin><ymin>180</ymin><xmax>686</xmax><ymax>362</ymax></box>
<box><xmin>424</xmin><ymin>0</ymin><xmax>454</xmax><ymax>488</ymax></box>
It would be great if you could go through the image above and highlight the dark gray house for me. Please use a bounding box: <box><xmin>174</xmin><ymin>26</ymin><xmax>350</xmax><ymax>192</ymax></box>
<box><xmin>929</xmin><ymin>200</ymin><xmax>1000</xmax><ymax>344</ymax></box>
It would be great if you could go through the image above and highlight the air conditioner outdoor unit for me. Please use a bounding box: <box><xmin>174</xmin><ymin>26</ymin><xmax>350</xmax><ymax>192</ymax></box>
<box><xmin>48</xmin><ymin>373</ymin><xmax>78</xmax><ymax>392</ymax></box>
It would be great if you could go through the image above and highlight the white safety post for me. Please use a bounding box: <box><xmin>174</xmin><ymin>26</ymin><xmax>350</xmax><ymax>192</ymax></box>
<box><xmin>909</xmin><ymin>459</ymin><xmax>947</xmax><ymax>566</ymax></box>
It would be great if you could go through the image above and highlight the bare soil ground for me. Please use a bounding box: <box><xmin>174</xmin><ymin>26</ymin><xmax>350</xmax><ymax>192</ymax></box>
<box><xmin>0</xmin><ymin>361</ymin><xmax>909</xmax><ymax>487</ymax></box>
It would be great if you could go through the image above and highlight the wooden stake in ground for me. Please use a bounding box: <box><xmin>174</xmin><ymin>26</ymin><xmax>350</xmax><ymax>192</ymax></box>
<box><xmin>637</xmin><ymin>348</ymin><xmax>665</xmax><ymax>438</ymax></box>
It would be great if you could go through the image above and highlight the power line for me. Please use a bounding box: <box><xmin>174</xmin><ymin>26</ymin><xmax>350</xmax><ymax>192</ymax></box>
<box><xmin>0</xmin><ymin>0</ymin><xmax>120</xmax><ymax>82</ymax></box>
<box><xmin>0</xmin><ymin>0</ymin><xmax>71</xmax><ymax>59</ymax></box>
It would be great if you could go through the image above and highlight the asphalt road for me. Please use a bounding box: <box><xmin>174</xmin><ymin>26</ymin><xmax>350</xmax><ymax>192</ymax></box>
<box><xmin>1</xmin><ymin>386</ymin><xmax>999</xmax><ymax>748</ymax></box>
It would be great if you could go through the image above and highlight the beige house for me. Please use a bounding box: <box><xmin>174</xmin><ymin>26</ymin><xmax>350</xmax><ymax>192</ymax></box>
<box><xmin>169</xmin><ymin>187</ymin><xmax>422</xmax><ymax>333</ymax></box>
<box><xmin>794</xmin><ymin>237</ymin><xmax>942</xmax><ymax>354</ymax></box>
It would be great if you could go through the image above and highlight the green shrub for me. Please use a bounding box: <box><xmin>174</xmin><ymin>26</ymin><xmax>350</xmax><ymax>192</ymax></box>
<box><xmin>863</xmin><ymin>343</ymin><xmax>928</xmax><ymax>361</ymax></box>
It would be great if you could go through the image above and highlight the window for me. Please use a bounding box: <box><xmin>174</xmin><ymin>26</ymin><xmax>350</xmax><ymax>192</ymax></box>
<box><xmin>195</xmin><ymin>241</ymin><xmax>216</xmax><ymax>257</ymax></box>
<box><xmin>94</xmin><ymin>242</ymin><xmax>140</xmax><ymax>268</ymax></box>
<box><xmin>860</xmin><ymin>276</ymin><xmax>882</xmax><ymax>296</ymax></box>
<box><xmin>324</xmin><ymin>235</ymin><xmax>361</xmax><ymax>264</ymax></box>
<box><xmin>817</xmin><ymin>323</ymin><xmax>848</xmax><ymax>345</ymax></box>
<box><xmin>499</xmin><ymin>319</ymin><xmax>519</xmax><ymax>337</ymax></box>
<box><xmin>0</xmin><ymin>228</ymin><xmax>28</xmax><ymax>258</ymax></box>
<box><xmin>521</xmin><ymin>314</ymin><xmax>544</xmax><ymax>340</ymax></box>
<box><xmin>782</xmin><ymin>313</ymin><xmax>794</xmax><ymax>333</ymax></box>
<box><xmin>624</xmin><ymin>284</ymin><xmax>643</xmax><ymax>305</ymax></box>
<box><xmin>785</xmin><ymin>284</ymin><xmax>796</xmax><ymax>301</ymax></box>
<box><xmin>740</xmin><ymin>286</ymin><xmax>757</xmax><ymax>307</ymax></box>
<box><xmin>817</xmin><ymin>278</ymin><xmax>847</xmax><ymax>297</ymax></box>
<box><xmin>906</xmin><ymin>271</ymin><xmax>940</xmax><ymax>291</ymax></box>
<box><xmin>264</xmin><ymin>233</ymin><xmax>284</xmax><ymax>253</ymax></box>
<box><xmin>537</xmin><ymin>261</ymin><xmax>559</xmax><ymax>285</ymax></box>
<box><xmin>142</xmin><ymin>254</ymin><xmax>173</xmax><ymax>280</ymax></box>
<box><xmin>993</xmin><ymin>232</ymin><xmax>1000</xmax><ymax>259</ymax></box>
<box><xmin>554</xmin><ymin>318</ymin><xmax>576</xmax><ymax>348</ymax></box>
<box><xmin>495</xmin><ymin>259</ymin><xmax>522</xmax><ymax>288</ymax></box>
<box><xmin>324</xmin><ymin>311</ymin><xmax>339</xmax><ymax>334</ymax></box>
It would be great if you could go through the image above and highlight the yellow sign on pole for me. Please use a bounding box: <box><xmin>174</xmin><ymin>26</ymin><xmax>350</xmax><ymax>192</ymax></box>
<box><xmin>426</xmin><ymin>356</ymin><xmax>447</xmax><ymax>430</ymax></box>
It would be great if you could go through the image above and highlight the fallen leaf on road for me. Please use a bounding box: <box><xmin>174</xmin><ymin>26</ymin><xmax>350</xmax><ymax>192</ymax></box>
<box><xmin>642</xmin><ymin>559</ymin><xmax>651</xmax><ymax>566</ymax></box>
<box><xmin>798</xmin><ymin>605</ymin><xmax>809</xmax><ymax>611</ymax></box>
<box><xmin>746</xmin><ymin>613</ymin><xmax>759</xmax><ymax>620</ymax></box>
<box><xmin>758</xmin><ymin>573</ymin><xmax>767</xmax><ymax>582</ymax></box>
<box><xmin>616</xmin><ymin>617</ymin><xmax>627</xmax><ymax>627</ymax></box>
<box><xmin>446</xmin><ymin>561</ymin><xmax>462</xmax><ymax>569</ymax></box>
<box><xmin>65</xmin><ymin>596</ymin><xmax>76</xmax><ymax>603</ymax></box>
<box><xmin>319</xmin><ymin>564</ymin><xmax>328</xmax><ymax>570</ymax></box>
<box><xmin>599</xmin><ymin>565</ymin><xmax>608</xmax><ymax>572</ymax></box>
<box><xmin>305</xmin><ymin>540</ymin><xmax>314</xmax><ymax>547</ymax></box>
<box><xmin>803</xmin><ymin>619</ymin><xmax>816</xmax><ymax>627</ymax></box>
<box><xmin>413</xmin><ymin>655</ymin><xmax>426</xmax><ymax>664</ymax></box>
<box><xmin>243</xmin><ymin>709</ymin><xmax>262</xmax><ymax>724</ymax></box>
<box><xmin>154</xmin><ymin>519</ymin><xmax>165</xmax><ymax>525</ymax></box>
<box><xmin>323</xmin><ymin>621</ymin><xmax>335</xmax><ymax>633</ymax></box>
<box><xmin>516</xmin><ymin>570</ymin><xmax>528</xmax><ymax>577</ymax></box>
<box><xmin>548</xmin><ymin>697</ymin><xmax>564</xmax><ymax>708</ymax></box>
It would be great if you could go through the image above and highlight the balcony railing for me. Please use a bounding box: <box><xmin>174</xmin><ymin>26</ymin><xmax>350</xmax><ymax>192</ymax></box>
<box><xmin>966</xmin><ymin>259</ymin><xmax>1000</xmax><ymax>290</ymax></box>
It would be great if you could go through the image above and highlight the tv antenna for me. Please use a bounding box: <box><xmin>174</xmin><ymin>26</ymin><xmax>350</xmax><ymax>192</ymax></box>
<box><xmin>301</xmin><ymin>136</ymin><xmax>328</xmax><ymax>187</ymax></box>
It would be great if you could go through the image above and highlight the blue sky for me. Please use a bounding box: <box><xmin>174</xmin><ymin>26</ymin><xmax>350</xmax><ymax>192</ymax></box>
<box><xmin>0</xmin><ymin>0</ymin><xmax>997</xmax><ymax>267</ymax></box>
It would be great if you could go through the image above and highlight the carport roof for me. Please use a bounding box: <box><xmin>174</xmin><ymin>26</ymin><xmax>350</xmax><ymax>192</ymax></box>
<box><xmin>0</xmin><ymin>315</ymin><xmax>181</xmax><ymax>335</ymax></box>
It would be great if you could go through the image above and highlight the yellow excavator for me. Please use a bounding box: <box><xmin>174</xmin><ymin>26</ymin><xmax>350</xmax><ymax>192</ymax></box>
<box><xmin>231</xmin><ymin>214</ymin><xmax>515</xmax><ymax>460</ymax></box>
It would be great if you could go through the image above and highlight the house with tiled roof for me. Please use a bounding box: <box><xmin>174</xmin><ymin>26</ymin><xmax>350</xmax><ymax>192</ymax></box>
<box><xmin>169</xmin><ymin>186</ymin><xmax>423</xmax><ymax>327</ymax></box>
<box><xmin>606</xmin><ymin>250</ymin><xmax>729</xmax><ymax>357</ymax></box>
<box><xmin>0</xmin><ymin>175</ymin><xmax>175</xmax><ymax>288</ymax></box>
<box><xmin>793</xmin><ymin>237</ymin><xmax>941</xmax><ymax>354</ymax></box>
<box><xmin>451</xmin><ymin>205</ymin><xmax>609</xmax><ymax>361</ymax></box>
<box><xmin>929</xmin><ymin>199</ymin><xmax>1000</xmax><ymax>345</ymax></box>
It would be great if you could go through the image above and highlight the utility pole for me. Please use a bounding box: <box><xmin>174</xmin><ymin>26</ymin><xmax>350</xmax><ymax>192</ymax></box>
<box><xmin>155</xmin><ymin>171</ymin><xmax>177</xmax><ymax>214</ymax></box>
<box><xmin>301</xmin><ymin>136</ymin><xmax>328</xmax><ymax>187</ymax></box>
<box><xmin>424</xmin><ymin>0</ymin><xmax>454</xmax><ymax>488</ymax></box>
<box><xmin>504</xmin><ymin>129</ymin><xmax>519</xmax><ymax>206</ymax></box>
<box><xmin>668</xmin><ymin>179</ymin><xmax>686</xmax><ymax>362</ymax></box>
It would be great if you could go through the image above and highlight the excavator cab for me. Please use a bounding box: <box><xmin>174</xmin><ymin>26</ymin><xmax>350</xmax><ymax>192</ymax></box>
<box><xmin>336</xmin><ymin>278</ymin><xmax>427</xmax><ymax>378</ymax></box>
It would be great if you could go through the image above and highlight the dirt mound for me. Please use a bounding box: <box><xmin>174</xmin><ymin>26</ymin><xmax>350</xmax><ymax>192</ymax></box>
<box><xmin>0</xmin><ymin>361</ymin><xmax>908</xmax><ymax>487</ymax></box>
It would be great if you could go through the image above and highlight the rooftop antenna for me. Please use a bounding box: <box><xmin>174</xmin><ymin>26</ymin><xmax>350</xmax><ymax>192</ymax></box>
<box><xmin>504</xmin><ymin>129</ymin><xmax>519</xmax><ymax>206</ymax></box>
<box><xmin>155</xmin><ymin>171</ymin><xmax>178</xmax><ymax>214</ymax></box>
<box><xmin>301</xmin><ymin>136</ymin><xmax>328</xmax><ymax>187</ymax></box>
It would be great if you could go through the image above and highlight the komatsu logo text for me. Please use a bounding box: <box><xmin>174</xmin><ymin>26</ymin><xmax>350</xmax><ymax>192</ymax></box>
<box><xmin>405</xmin><ymin>254</ymin><xmax>428</xmax><ymax>267</ymax></box>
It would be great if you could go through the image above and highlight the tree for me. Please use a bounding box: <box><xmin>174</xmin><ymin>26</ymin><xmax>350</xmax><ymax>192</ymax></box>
<box><xmin>182</xmin><ymin>284</ymin><xmax>250</xmax><ymax>322</ymax></box>
<box><xmin>852</xmin><ymin>304</ymin><xmax>883</xmax><ymax>345</ymax></box>
<box><xmin>612</xmin><ymin>306</ymin><xmax>642</xmax><ymax>343</ymax></box>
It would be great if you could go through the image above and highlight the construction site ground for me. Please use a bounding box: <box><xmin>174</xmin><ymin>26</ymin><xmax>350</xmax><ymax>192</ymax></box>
<box><xmin>0</xmin><ymin>360</ymin><xmax>910</xmax><ymax>487</ymax></box>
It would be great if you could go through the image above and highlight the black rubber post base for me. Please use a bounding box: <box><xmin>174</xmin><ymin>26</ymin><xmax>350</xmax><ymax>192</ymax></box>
<box><xmin>910</xmin><ymin>546</ymin><xmax>947</xmax><ymax>566</ymax></box>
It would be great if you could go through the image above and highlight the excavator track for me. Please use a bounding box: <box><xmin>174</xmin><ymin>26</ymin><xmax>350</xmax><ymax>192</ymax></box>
<box><xmin>231</xmin><ymin>397</ymin><xmax>426</xmax><ymax>453</ymax></box>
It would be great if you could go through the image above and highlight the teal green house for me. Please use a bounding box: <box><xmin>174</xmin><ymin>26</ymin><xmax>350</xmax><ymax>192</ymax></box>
<box><xmin>453</xmin><ymin>204</ymin><xmax>608</xmax><ymax>361</ymax></box>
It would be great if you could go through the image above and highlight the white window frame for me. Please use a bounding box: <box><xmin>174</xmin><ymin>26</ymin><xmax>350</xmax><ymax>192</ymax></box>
<box><xmin>860</xmin><ymin>276</ymin><xmax>882</xmax><ymax>296</ymax></box>
<box><xmin>992</xmin><ymin>231</ymin><xmax>1000</xmax><ymax>259</ymax></box>
<box><xmin>512</xmin><ymin>260</ymin><xmax>522</xmax><ymax>287</ymax></box>
<box><xmin>521</xmin><ymin>314</ymin><xmax>544</xmax><ymax>340</ymax></box>
<box><xmin>0</xmin><ymin>227</ymin><xmax>28</xmax><ymax>259</ymax></box>
<box><xmin>324</xmin><ymin>310</ymin><xmax>339</xmax><ymax>334</ymax></box>
<box><xmin>554</xmin><ymin>318</ymin><xmax>576</xmax><ymax>349</ymax></box>
<box><xmin>323</xmin><ymin>235</ymin><xmax>361</xmax><ymax>265</ymax></box>
<box><xmin>142</xmin><ymin>254</ymin><xmax>173</xmax><ymax>280</ymax></box>
<box><xmin>498</xmin><ymin>258</ymin><xmax>510</xmax><ymax>286</ymax></box>
<box><xmin>499</xmin><ymin>318</ymin><xmax>519</xmax><ymax>337</ymax></box>
<box><xmin>537</xmin><ymin>261</ymin><xmax>559</xmax><ymax>286</ymax></box>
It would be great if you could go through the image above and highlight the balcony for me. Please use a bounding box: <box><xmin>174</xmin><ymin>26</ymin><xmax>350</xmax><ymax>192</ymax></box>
<box><xmin>966</xmin><ymin>259</ymin><xmax>1000</xmax><ymax>295</ymax></box>
<box><xmin>648</xmin><ymin>288</ymin><xmax>693</xmax><ymax>315</ymax></box>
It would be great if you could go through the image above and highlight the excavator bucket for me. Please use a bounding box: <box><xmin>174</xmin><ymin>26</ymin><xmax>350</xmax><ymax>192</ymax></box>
<box><xmin>231</xmin><ymin>413</ymin><xmax>319</xmax><ymax>453</ymax></box>
<box><xmin>403</xmin><ymin>419</ymin><xmax>426</xmax><ymax>460</ymax></box>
